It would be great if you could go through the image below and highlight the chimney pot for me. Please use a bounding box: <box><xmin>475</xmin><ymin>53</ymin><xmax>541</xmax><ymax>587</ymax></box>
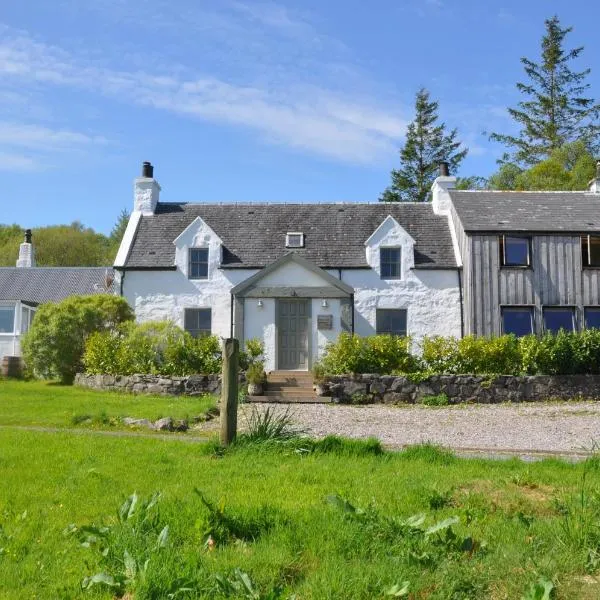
<box><xmin>25</xmin><ymin>228</ymin><xmax>32</xmax><ymax>244</ymax></box>
<box><xmin>439</xmin><ymin>162</ymin><xmax>450</xmax><ymax>177</ymax></box>
<box><xmin>142</xmin><ymin>161</ymin><xmax>154</xmax><ymax>178</ymax></box>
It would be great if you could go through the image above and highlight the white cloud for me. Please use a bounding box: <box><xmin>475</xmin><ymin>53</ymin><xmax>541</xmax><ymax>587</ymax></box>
<box><xmin>0</xmin><ymin>152</ymin><xmax>38</xmax><ymax>171</ymax></box>
<box><xmin>0</xmin><ymin>26</ymin><xmax>408</xmax><ymax>164</ymax></box>
<box><xmin>0</xmin><ymin>122</ymin><xmax>108</xmax><ymax>151</ymax></box>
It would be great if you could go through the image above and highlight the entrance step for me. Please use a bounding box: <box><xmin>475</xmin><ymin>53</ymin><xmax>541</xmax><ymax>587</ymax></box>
<box><xmin>247</xmin><ymin>370</ymin><xmax>323</xmax><ymax>403</ymax></box>
<box><xmin>246</xmin><ymin>395</ymin><xmax>332</xmax><ymax>404</ymax></box>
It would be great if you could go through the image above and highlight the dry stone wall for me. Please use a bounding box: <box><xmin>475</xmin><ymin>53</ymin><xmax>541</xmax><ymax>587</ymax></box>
<box><xmin>325</xmin><ymin>374</ymin><xmax>600</xmax><ymax>403</ymax></box>
<box><xmin>74</xmin><ymin>373</ymin><xmax>222</xmax><ymax>396</ymax></box>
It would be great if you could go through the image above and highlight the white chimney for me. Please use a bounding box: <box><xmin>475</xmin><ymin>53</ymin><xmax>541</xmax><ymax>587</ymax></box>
<box><xmin>588</xmin><ymin>160</ymin><xmax>600</xmax><ymax>193</ymax></box>
<box><xmin>431</xmin><ymin>161</ymin><xmax>457</xmax><ymax>215</ymax></box>
<box><xmin>16</xmin><ymin>229</ymin><xmax>35</xmax><ymax>268</ymax></box>
<box><xmin>134</xmin><ymin>161</ymin><xmax>160</xmax><ymax>215</ymax></box>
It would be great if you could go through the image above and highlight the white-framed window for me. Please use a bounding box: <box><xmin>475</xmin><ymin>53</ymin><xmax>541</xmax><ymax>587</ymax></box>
<box><xmin>184</xmin><ymin>308</ymin><xmax>212</xmax><ymax>337</ymax></box>
<box><xmin>20</xmin><ymin>305</ymin><xmax>36</xmax><ymax>334</ymax></box>
<box><xmin>584</xmin><ymin>307</ymin><xmax>600</xmax><ymax>329</ymax></box>
<box><xmin>543</xmin><ymin>307</ymin><xmax>576</xmax><ymax>334</ymax></box>
<box><xmin>0</xmin><ymin>305</ymin><xmax>16</xmax><ymax>334</ymax></box>
<box><xmin>501</xmin><ymin>306</ymin><xmax>534</xmax><ymax>337</ymax></box>
<box><xmin>380</xmin><ymin>247</ymin><xmax>402</xmax><ymax>279</ymax></box>
<box><xmin>189</xmin><ymin>248</ymin><xmax>209</xmax><ymax>279</ymax></box>
<box><xmin>285</xmin><ymin>232</ymin><xmax>304</xmax><ymax>248</ymax></box>
<box><xmin>581</xmin><ymin>235</ymin><xmax>600</xmax><ymax>267</ymax></box>
<box><xmin>500</xmin><ymin>235</ymin><xmax>531</xmax><ymax>267</ymax></box>
<box><xmin>376</xmin><ymin>309</ymin><xmax>407</xmax><ymax>336</ymax></box>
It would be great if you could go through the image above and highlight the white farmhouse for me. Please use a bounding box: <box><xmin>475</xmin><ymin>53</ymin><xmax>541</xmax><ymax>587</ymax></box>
<box><xmin>0</xmin><ymin>231</ymin><xmax>115</xmax><ymax>362</ymax></box>
<box><xmin>115</xmin><ymin>162</ymin><xmax>462</xmax><ymax>372</ymax></box>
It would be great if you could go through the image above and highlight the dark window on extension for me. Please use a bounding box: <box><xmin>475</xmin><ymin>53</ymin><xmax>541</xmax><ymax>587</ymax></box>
<box><xmin>581</xmin><ymin>235</ymin><xmax>600</xmax><ymax>267</ymax></box>
<box><xmin>584</xmin><ymin>307</ymin><xmax>600</xmax><ymax>329</ymax></box>
<box><xmin>189</xmin><ymin>248</ymin><xmax>209</xmax><ymax>279</ymax></box>
<box><xmin>501</xmin><ymin>307</ymin><xmax>534</xmax><ymax>337</ymax></box>
<box><xmin>380</xmin><ymin>248</ymin><xmax>401</xmax><ymax>279</ymax></box>
<box><xmin>184</xmin><ymin>308</ymin><xmax>211</xmax><ymax>337</ymax></box>
<box><xmin>543</xmin><ymin>307</ymin><xmax>575</xmax><ymax>334</ymax></box>
<box><xmin>499</xmin><ymin>235</ymin><xmax>531</xmax><ymax>267</ymax></box>
<box><xmin>376</xmin><ymin>309</ymin><xmax>407</xmax><ymax>336</ymax></box>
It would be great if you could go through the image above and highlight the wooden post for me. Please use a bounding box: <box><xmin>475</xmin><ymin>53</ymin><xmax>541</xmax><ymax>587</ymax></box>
<box><xmin>220</xmin><ymin>338</ymin><xmax>239</xmax><ymax>446</ymax></box>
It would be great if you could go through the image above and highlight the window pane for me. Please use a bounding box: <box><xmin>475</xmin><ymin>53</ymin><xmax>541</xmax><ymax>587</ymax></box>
<box><xmin>582</xmin><ymin>235</ymin><xmax>590</xmax><ymax>267</ymax></box>
<box><xmin>380</xmin><ymin>248</ymin><xmax>401</xmax><ymax>279</ymax></box>
<box><xmin>21</xmin><ymin>307</ymin><xmax>30</xmax><ymax>334</ymax></box>
<box><xmin>0</xmin><ymin>307</ymin><xmax>15</xmax><ymax>333</ymax></box>
<box><xmin>189</xmin><ymin>248</ymin><xmax>208</xmax><ymax>279</ymax></box>
<box><xmin>543</xmin><ymin>308</ymin><xmax>575</xmax><ymax>334</ymax></box>
<box><xmin>376</xmin><ymin>309</ymin><xmax>407</xmax><ymax>336</ymax></box>
<box><xmin>184</xmin><ymin>309</ymin><xmax>211</xmax><ymax>337</ymax></box>
<box><xmin>504</xmin><ymin>237</ymin><xmax>529</xmax><ymax>266</ymax></box>
<box><xmin>502</xmin><ymin>308</ymin><xmax>533</xmax><ymax>337</ymax></box>
<box><xmin>585</xmin><ymin>308</ymin><xmax>600</xmax><ymax>329</ymax></box>
<box><xmin>590</xmin><ymin>236</ymin><xmax>600</xmax><ymax>266</ymax></box>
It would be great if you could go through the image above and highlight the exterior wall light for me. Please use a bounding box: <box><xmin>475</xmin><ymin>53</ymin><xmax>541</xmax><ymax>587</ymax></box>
<box><xmin>257</xmin><ymin>299</ymin><xmax>263</xmax><ymax>308</ymax></box>
<box><xmin>321</xmin><ymin>299</ymin><xmax>328</xmax><ymax>308</ymax></box>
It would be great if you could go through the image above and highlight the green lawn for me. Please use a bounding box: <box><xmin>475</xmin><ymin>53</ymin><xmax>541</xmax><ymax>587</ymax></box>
<box><xmin>0</xmin><ymin>383</ymin><xmax>600</xmax><ymax>598</ymax></box>
<box><xmin>0</xmin><ymin>380</ymin><xmax>216</xmax><ymax>429</ymax></box>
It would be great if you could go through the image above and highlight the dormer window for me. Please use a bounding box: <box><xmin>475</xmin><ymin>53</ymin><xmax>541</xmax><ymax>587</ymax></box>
<box><xmin>286</xmin><ymin>232</ymin><xmax>304</xmax><ymax>248</ymax></box>
<box><xmin>380</xmin><ymin>247</ymin><xmax>402</xmax><ymax>279</ymax></box>
<box><xmin>189</xmin><ymin>248</ymin><xmax>208</xmax><ymax>279</ymax></box>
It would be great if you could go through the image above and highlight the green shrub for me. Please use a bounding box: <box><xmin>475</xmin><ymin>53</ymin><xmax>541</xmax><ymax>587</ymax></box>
<box><xmin>245</xmin><ymin>361</ymin><xmax>266</xmax><ymax>385</ymax></box>
<box><xmin>83</xmin><ymin>320</ymin><xmax>221</xmax><ymax>376</ymax></box>
<box><xmin>238</xmin><ymin>338</ymin><xmax>265</xmax><ymax>371</ymax></box>
<box><xmin>21</xmin><ymin>294</ymin><xmax>134</xmax><ymax>383</ymax></box>
<box><xmin>422</xmin><ymin>393</ymin><xmax>449</xmax><ymax>407</ymax></box>
<box><xmin>422</xmin><ymin>335</ymin><xmax>521</xmax><ymax>375</ymax></box>
<box><xmin>320</xmin><ymin>332</ymin><xmax>419</xmax><ymax>375</ymax></box>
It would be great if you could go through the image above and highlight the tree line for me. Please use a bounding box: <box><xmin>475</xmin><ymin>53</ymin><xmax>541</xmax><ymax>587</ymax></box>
<box><xmin>381</xmin><ymin>15</ymin><xmax>600</xmax><ymax>202</ymax></box>
<box><xmin>0</xmin><ymin>210</ymin><xmax>129</xmax><ymax>267</ymax></box>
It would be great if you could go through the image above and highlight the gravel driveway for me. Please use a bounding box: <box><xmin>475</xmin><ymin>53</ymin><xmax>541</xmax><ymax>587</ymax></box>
<box><xmin>241</xmin><ymin>401</ymin><xmax>600</xmax><ymax>458</ymax></box>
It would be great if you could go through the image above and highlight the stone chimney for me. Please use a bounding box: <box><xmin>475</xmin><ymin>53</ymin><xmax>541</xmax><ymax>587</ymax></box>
<box><xmin>16</xmin><ymin>229</ymin><xmax>35</xmax><ymax>268</ymax></box>
<box><xmin>588</xmin><ymin>160</ymin><xmax>600</xmax><ymax>193</ymax></box>
<box><xmin>431</xmin><ymin>161</ymin><xmax>457</xmax><ymax>215</ymax></box>
<box><xmin>134</xmin><ymin>161</ymin><xmax>161</xmax><ymax>215</ymax></box>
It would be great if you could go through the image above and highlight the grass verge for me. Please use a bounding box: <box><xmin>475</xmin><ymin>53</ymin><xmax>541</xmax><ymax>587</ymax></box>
<box><xmin>0</xmin><ymin>424</ymin><xmax>599</xmax><ymax>598</ymax></box>
<box><xmin>0</xmin><ymin>379</ymin><xmax>216</xmax><ymax>430</ymax></box>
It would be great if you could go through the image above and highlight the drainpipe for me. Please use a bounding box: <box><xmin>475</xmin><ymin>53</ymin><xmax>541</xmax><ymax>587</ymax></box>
<box><xmin>350</xmin><ymin>293</ymin><xmax>355</xmax><ymax>335</ymax></box>
<box><xmin>118</xmin><ymin>269</ymin><xmax>126</xmax><ymax>297</ymax></box>
<box><xmin>458</xmin><ymin>268</ymin><xmax>464</xmax><ymax>338</ymax></box>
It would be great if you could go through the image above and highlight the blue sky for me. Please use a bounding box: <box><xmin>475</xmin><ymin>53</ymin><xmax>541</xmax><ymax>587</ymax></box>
<box><xmin>1</xmin><ymin>0</ymin><xmax>599</xmax><ymax>234</ymax></box>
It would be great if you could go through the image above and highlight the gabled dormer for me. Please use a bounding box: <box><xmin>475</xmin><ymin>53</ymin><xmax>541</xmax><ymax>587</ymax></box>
<box><xmin>173</xmin><ymin>216</ymin><xmax>223</xmax><ymax>280</ymax></box>
<box><xmin>364</xmin><ymin>215</ymin><xmax>415</xmax><ymax>279</ymax></box>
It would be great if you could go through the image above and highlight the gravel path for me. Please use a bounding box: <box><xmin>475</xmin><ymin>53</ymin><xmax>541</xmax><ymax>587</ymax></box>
<box><xmin>241</xmin><ymin>402</ymin><xmax>600</xmax><ymax>456</ymax></box>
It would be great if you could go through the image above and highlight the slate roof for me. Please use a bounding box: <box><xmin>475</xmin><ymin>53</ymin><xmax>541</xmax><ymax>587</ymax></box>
<box><xmin>0</xmin><ymin>267</ymin><xmax>115</xmax><ymax>304</ymax></box>
<box><xmin>450</xmin><ymin>190</ymin><xmax>600</xmax><ymax>233</ymax></box>
<box><xmin>124</xmin><ymin>203</ymin><xmax>458</xmax><ymax>269</ymax></box>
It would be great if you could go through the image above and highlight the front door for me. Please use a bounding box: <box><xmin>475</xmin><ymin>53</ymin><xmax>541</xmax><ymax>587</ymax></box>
<box><xmin>277</xmin><ymin>299</ymin><xmax>309</xmax><ymax>370</ymax></box>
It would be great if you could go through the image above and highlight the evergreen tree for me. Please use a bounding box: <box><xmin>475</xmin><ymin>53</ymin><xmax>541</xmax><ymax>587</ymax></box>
<box><xmin>110</xmin><ymin>209</ymin><xmax>130</xmax><ymax>243</ymax></box>
<box><xmin>380</xmin><ymin>88</ymin><xmax>467</xmax><ymax>202</ymax></box>
<box><xmin>491</xmin><ymin>16</ymin><xmax>600</xmax><ymax>165</ymax></box>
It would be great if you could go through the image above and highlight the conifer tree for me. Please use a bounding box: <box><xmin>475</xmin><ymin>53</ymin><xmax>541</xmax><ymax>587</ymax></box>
<box><xmin>380</xmin><ymin>88</ymin><xmax>467</xmax><ymax>202</ymax></box>
<box><xmin>491</xmin><ymin>16</ymin><xmax>600</xmax><ymax>165</ymax></box>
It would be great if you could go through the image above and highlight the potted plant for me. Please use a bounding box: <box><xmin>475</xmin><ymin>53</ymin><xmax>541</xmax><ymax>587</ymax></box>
<box><xmin>312</xmin><ymin>362</ymin><xmax>328</xmax><ymax>397</ymax></box>
<box><xmin>246</xmin><ymin>361</ymin><xmax>267</xmax><ymax>396</ymax></box>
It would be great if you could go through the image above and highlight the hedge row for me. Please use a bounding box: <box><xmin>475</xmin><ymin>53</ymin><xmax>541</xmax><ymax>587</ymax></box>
<box><xmin>318</xmin><ymin>330</ymin><xmax>600</xmax><ymax>376</ymax></box>
<box><xmin>83</xmin><ymin>321</ymin><xmax>222</xmax><ymax>376</ymax></box>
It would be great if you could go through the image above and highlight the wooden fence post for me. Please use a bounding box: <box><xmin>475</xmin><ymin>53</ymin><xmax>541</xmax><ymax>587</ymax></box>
<box><xmin>220</xmin><ymin>338</ymin><xmax>239</xmax><ymax>446</ymax></box>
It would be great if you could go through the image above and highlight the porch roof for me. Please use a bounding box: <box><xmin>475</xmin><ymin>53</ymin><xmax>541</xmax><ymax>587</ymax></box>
<box><xmin>231</xmin><ymin>253</ymin><xmax>354</xmax><ymax>298</ymax></box>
